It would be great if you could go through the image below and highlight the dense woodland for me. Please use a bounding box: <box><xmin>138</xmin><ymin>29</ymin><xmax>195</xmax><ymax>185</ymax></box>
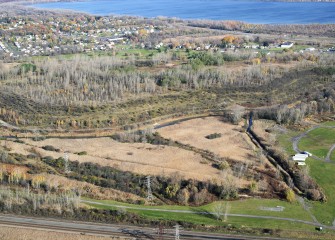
<box><xmin>0</xmin><ymin>50</ymin><xmax>334</xmax><ymax>128</ymax></box>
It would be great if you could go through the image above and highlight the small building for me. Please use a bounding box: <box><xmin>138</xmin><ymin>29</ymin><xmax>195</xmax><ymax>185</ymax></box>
<box><xmin>292</xmin><ymin>153</ymin><xmax>308</xmax><ymax>161</ymax></box>
<box><xmin>292</xmin><ymin>152</ymin><xmax>309</xmax><ymax>166</ymax></box>
<box><xmin>280</xmin><ymin>42</ymin><xmax>294</xmax><ymax>49</ymax></box>
<box><xmin>305</xmin><ymin>47</ymin><xmax>316</xmax><ymax>52</ymax></box>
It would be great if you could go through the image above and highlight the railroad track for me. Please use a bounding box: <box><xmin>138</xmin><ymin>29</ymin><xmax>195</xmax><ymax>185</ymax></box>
<box><xmin>0</xmin><ymin>214</ymin><xmax>289</xmax><ymax>240</ymax></box>
<box><xmin>0</xmin><ymin>220</ymin><xmax>139</xmax><ymax>239</ymax></box>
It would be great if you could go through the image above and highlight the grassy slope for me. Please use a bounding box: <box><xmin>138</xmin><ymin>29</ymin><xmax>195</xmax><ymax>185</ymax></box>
<box><xmin>298</xmin><ymin>128</ymin><xmax>335</xmax><ymax>159</ymax></box>
<box><xmin>331</xmin><ymin>151</ymin><xmax>335</xmax><ymax>162</ymax></box>
<box><xmin>322</xmin><ymin>121</ymin><xmax>335</xmax><ymax>127</ymax></box>
<box><xmin>83</xmin><ymin>198</ymin><xmax>313</xmax><ymax>230</ymax></box>
<box><xmin>308</xmin><ymin>159</ymin><xmax>335</xmax><ymax>225</ymax></box>
<box><xmin>277</xmin><ymin>130</ymin><xmax>300</xmax><ymax>155</ymax></box>
<box><xmin>279</xmin><ymin>122</ymin><xmax>335</xmax><ymax>225</ymax></box>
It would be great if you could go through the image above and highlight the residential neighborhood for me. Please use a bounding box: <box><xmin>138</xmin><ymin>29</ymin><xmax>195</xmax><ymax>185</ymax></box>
<box><xmin>0</xmin><ymin>14</ymin><xmax>161</xmax><ymax>59</ymax></box>
<box><xmin>1</xmin><ymin>13</ymin><xmax>334</xmax><ymax>60</ymax></box>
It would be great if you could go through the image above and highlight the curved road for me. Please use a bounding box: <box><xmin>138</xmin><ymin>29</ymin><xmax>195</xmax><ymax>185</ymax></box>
<box><xmin>292</xmin><ymin>125</ymin><xmax>335</xmax><ymax>162</ymax></box>
<box><xmin>325</xmin><ymin>144</ymin><xmax>335</xmax><ymax>162</ymax></box>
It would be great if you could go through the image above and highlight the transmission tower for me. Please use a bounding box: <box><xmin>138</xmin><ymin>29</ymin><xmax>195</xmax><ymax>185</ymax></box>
<box><xmin>174</xmin><ymin>224</ymin><xmax>181</xmax><ymax>240</ymax></box>
<box><xmin>64</xmin><ymin>152</ymin><xmax>69</xmax><ymax>173</ymax></box>
<box><xmin>146</xmin><ymin>176</ymin><xmax>153</xmax><ymax>201</ymax></box>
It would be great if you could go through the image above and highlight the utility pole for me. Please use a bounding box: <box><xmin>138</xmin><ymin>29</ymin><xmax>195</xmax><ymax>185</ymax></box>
<box><xmin>174</xmin><ymin>224</ymin><xmax>181</xmax><ymax>240</ymax></box>
<box><xmin>146</xmin><ymin>176</ymin><xmax>153</xmax><ymax>201</ymax></box>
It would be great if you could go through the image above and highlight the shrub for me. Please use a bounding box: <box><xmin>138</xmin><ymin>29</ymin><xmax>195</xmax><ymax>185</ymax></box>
<box><xmin>217</xmin><ymin>161</ymin><xmax>229</xmax><ymax>170</ymax></box>
<box><xmin>27</xmin><ymin>154</ymin><xmax>38</xmax><ymax>159</ymax></box>
<box><xmin>76</xmin><ymin>151</ymin><xmax>87</xmax><ymax>156</ymax></box>
<box><xmin>32</xmin><ymin>136</ymin><xmax>46</xmax><ymax>141</ymax></box>
<box><xmin>205</xmin><ymin>133</ymin><xmax>222</xmax><ymax>139</ymax></box>
<box><xmin>306</xmin><ymin>189</ymin><xmax>322</xmax><ymax>201</ymax></box>
<box><xmin>42</xmin><ymin>145</ymin><xmax>60</xmax><ymax>152</ymax></box>
<box><xmin>248</xmin><ymin>181</ymin><xmax>258</xmax><ymax>193</ymax></box>
<box><xmin>285</xmin><ymin>188</ymin><xmax>296</xmax><ymax>203</ymax></box>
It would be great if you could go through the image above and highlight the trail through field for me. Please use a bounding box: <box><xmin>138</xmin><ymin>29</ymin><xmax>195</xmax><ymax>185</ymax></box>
<box><xmin>296</xmin><ymin>196</ymin><xmax>319</xmax><ymax>224</ymax></box>
<box><xmin>81</xmin><ymin>199</ymin><xmax>334</xmax><ymax>230</ymax></box>
<box><xmin>325</xmin><ymin>144</ymin><xmax>335</xmax><ymax>162</ymax></box>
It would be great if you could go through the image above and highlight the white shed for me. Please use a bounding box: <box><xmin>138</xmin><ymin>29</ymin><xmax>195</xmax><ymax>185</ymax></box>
<box><xmin>292</xmin><ymin>152</ymin><xmax>310</xmax><ymax>166</ymax></box>
<box><xmin>292</xmin><ymin>154</ymin><xmax>308</xmax><ymax>161</ymax></box>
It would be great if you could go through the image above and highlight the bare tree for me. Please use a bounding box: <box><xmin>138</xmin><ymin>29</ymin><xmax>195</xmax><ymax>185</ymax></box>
<box><xmin>212</xmin><ymin>202</ymin><xmax>225</xmax><ymax>220</ymax></box>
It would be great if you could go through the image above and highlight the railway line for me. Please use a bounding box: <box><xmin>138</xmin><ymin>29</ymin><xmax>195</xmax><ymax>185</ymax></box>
<box><xmin>0</xmin><ymin>214</ymin><xmax>289</xmax><ymax>240</ymax></box>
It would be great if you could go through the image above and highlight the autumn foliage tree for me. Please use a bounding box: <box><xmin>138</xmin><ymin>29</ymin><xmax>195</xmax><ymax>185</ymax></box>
<box><xmin>221</xmin><ymin>35</ymin><xmax>239</xmax><ymax>48</ymax></box>
<box><xmin>285</xmin><ymin>188</ymin><xmax>296</xmax><ymax>203</ymax></box>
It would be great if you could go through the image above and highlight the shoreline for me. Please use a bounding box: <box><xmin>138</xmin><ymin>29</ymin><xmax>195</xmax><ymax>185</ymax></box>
<box><xmin>2</xmin><ymin>0</ymin><xmax>335</xmax><ymax>26</ymax></box>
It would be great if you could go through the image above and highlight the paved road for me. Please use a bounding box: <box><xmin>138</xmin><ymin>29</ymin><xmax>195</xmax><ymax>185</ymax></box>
<box><xmin>292</xmin><ymin>126</ymin><xmax>319</xmax><ymax>157</ymax></box>
<box><xmin>325</xmin><ymin>144</ymin><xmax>335</xmax><ymax>162</ymax></box>
<box><xmin>0</xmin><ymin>214</ymin><xmax>289</xmax><ymax>240</ymax></box>
<box><xmin>292</xmin><ymin>125</ymin><xmax>335</xmax><ymax>162</ymax></box>
<box><xmin>82</xmin><ymin>200</ymin><xmax>333</xmax><ymax>230</ymax></box>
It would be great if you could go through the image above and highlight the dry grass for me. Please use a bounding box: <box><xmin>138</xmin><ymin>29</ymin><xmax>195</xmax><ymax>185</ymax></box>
<box><xmin>0</xmin><ymin>118</ymin><xmax>276</xmax><ymax>187</ymax></box>
<box><xmin>0</xmin><ymin>225</ymin><xmax>130</xmax><ymax>240</ymax></box>
<box><xmin>3</xmin><ymin>137</ymin><xmax>221</xmax><ymax>181</ymax></box>
<box><xmin>252</xmin><ymin>120</ymin><xmax>278</xmax><ymax>146</ymax></box>
<box><xmin>157</xmin><ymin>117</ymin><xmax>257</xmax><ymax>163</ymax></box>
<box><xmin>0</xmin><ymin>160</ymin><xmax>143</xmax><ymax>202</ymax></box>
<box><xmin>42</xmin><ymin>173</ymin><xmax>145</xmax><ymax>202</ymax></box>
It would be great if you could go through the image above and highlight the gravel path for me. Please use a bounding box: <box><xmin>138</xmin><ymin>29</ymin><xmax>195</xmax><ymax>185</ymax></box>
<box><xmin>292</xmin><ymin>125</ymin><xmax>335</xmax><ymax>162</ymax></box>
<box><xmin>325</xmin><ymin>144</ymin><xmax>335</xmax><ymax>162</ymax></box>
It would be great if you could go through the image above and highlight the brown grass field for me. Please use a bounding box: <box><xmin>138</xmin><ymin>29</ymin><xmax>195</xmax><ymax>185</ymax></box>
<box><xmin>0</xmin><ymin>226</ymin><xmax>130</xmax><ymax>240</ymax></box>
<box><xmin>3</xmin><ymin>137</ymin><xmax>221</xmax><ymax>181</ymax></box>
<box><xmin>1</xmin><ymin>117</ymin><xmax>263</xmax><ymax>187</ymax></box>
<box><xmin>157</xmin><ymin>117</ymin><xmax>257</xmax><ymax>163</ymax></box>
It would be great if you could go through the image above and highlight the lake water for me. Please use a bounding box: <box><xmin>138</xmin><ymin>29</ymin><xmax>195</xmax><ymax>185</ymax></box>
<box><xmin>31</xmin><ymin>0</ymin><xmax>335</xmax><ymax>24</ymax></box>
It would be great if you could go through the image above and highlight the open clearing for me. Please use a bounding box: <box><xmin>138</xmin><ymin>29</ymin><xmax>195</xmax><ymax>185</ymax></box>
<box><xmin>308</xmin><ymin>158</ymin><xmax>335</xmax><ymax>225</ymax></box>
<box><xmin>2</xmin><ymin>116</ymin><xmax>264</xmax><ymax>185</ymax></box>
<box><xmin>0</xmin><ymin>225</ymin><xmax>128</xmax><ymax>240</ymax></box>
<box><xmin>84</xmin><ymin>197</ymin><xmax>313</xmax><ymax>222</ymax></box>
<box><xmin>278</xmin><ymin>121</ymin><xmax>335</xmax><ymax>225</ymax></box>
<box><xmin>298</xmin><ymin>127</ymin><xmax>335</xmax><ymax>160</ymax></box>
<box><xmin>3</xmin><ymin>137</ymin><xmax>221</xmax><ymax>181</ymax></box>
<box><xmin>85</xmin><ymin>198</ymin><xmax>335</xmax><ymax>239</ymax></box>
<box><xmin>157</xmin><ymin>117</ymin><xmax>257</xmax><ymax>163</ymax></box>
